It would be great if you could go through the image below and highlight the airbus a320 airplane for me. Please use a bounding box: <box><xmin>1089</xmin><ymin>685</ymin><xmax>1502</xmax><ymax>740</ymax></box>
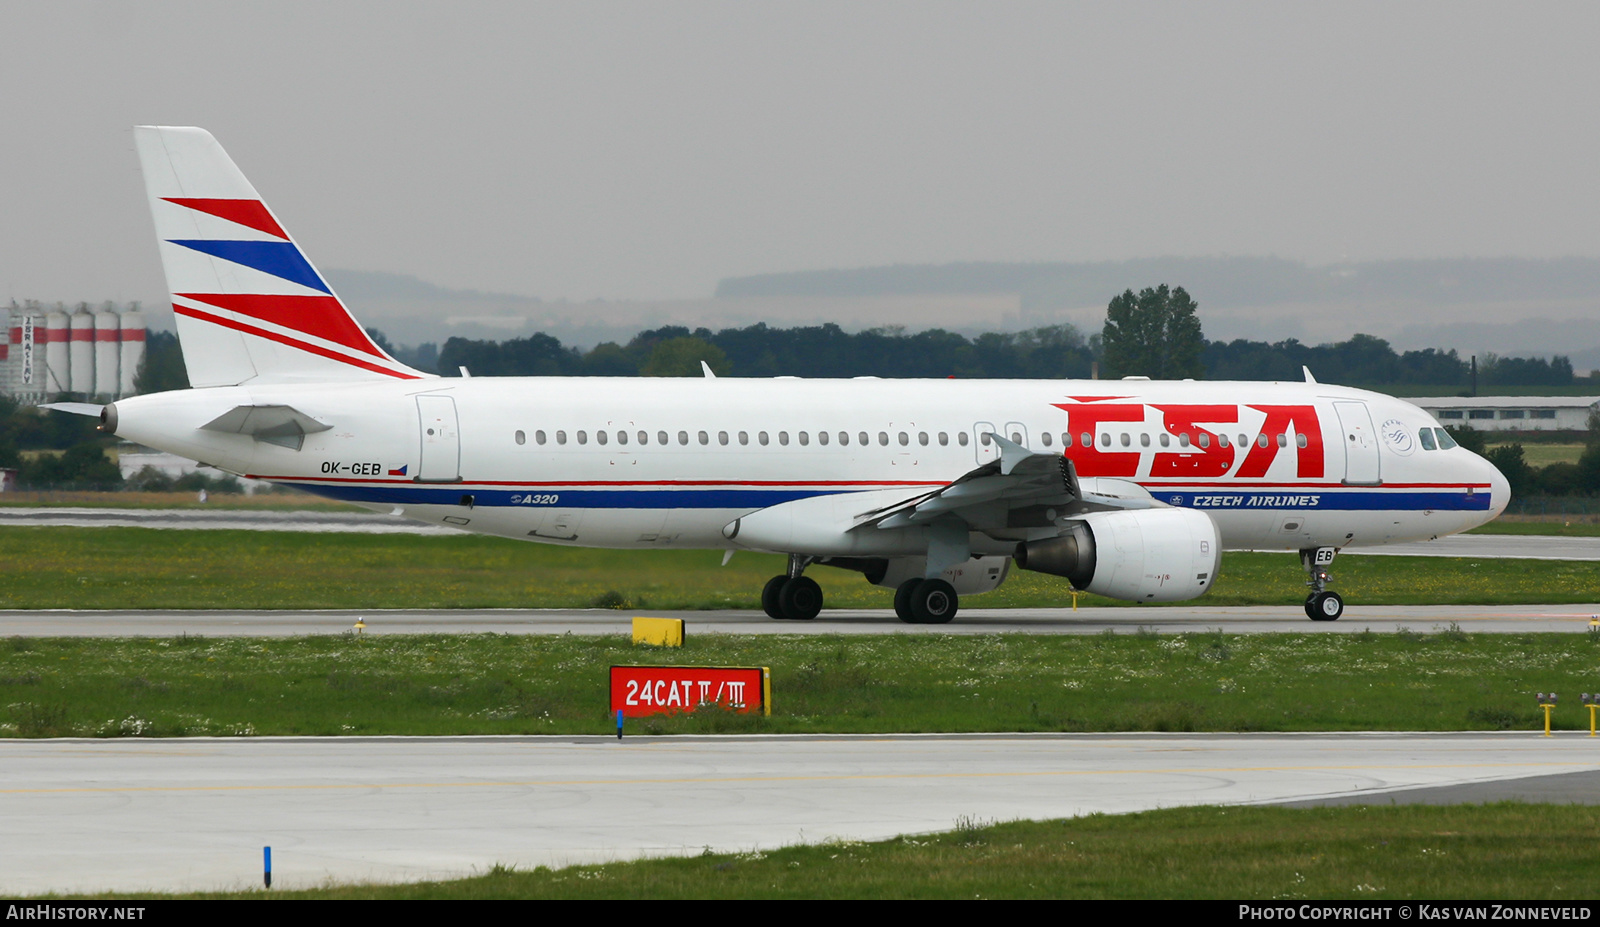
<box><xmin>52</xmin><ymin>127</ymin><xmax>1510</xmax><ymax>624</ymax></box>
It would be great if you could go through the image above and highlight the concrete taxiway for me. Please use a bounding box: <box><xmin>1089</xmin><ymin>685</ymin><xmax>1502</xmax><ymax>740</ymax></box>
<box><xmin>2</xmin><ymin>507</ymin><xmax>1597</xmax><ymax>560</ymax></box>
<box><xmin>3</xmin><ymin>732</ymin><xmax>1596</xmax><ymax>895</ymax></box>
<box><xmin>3</xmin><ymin>603</ymin><xmax>1599</xmax><ymax>637</ymax></box>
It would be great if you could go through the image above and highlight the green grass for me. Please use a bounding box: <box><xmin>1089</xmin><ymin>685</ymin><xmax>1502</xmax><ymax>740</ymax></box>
<box><xmin>2</xmin><ymin>526</ymin><xmax>1598</xmax><ymax>610</ymax></box>
<box><xmin>1469</xmin><ymin>520</ymin><xmax>1600</xmax><ymax>536</ymax></box>
<box><xmin>1487</xmin><ymin>442</ymin><xmax>1586</xmax><ymax>467</ymax></box>
<box><xmin>73</xmin><ymin>804</ymin><xmax>1600</xmax><ymax>899</ymax></box>
<box><xmin>5</xmin><ymin>630</ymin><xmax>1599</xmax><ymax>737</ymax></box>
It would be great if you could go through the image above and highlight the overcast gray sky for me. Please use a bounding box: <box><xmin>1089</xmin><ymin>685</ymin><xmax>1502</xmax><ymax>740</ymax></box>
<box><xmin>3</xmin><ymin>1</ymin><xmax>1597</xmax><ymax>306</ymax></box>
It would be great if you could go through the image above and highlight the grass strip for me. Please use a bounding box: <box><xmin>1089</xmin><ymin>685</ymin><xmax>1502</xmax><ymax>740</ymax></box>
<box><xmin>2</xmin><ymin>527</ymin><xmax>1598</xmax><ymax>610</ymax></box>
<box><xmin>5</xmin><ymin>630</ymin><xmax>1599</xmax><ymax>737</ymax></box>
<box><xmin>58</xmin><ymin>804</ymin><xmax>1600</xmax><ymax>899</ymax></box>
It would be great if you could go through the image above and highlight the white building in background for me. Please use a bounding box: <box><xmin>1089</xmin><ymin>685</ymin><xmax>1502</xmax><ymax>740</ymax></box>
<box><xmin>2</xmin><ymin>301</ymin><xmax>148</xmax><ymax>404</ymax></box>
<box><xmin>1405</xmin><ymin>396</ymin><xmax>1600</xmax><ymax>432</ymax></box>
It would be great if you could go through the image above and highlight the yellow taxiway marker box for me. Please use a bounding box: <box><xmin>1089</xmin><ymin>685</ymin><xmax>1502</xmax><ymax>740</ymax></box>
<box><xmin>632</xmin><ymin>616</ymin><xmax>685</xmax><ymax>647</ymax></box>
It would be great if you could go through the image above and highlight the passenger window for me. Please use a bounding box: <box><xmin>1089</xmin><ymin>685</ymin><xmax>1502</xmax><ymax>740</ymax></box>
<box><xmin>597</xmin><ymin>431</ymin><xmax>608</xmax><ymax>445</ymax></box>
<box><xmin>1257</xmin><ymin>434</ymin><xmax>1269</xmax><ymax>448</ymax></box>
<box><xmin>899</xmin><ymin>432</ymin><xmax>909</xmax><ymax>446</ymax></box>
<box><xmin>678</xmin><ymin>431</ymin><xmax>689</xmax><ymax>446</ymax></box>
<box><xmin>1121</xmin><ymin>433</ymin><xmax>1132</xmax><ymax>448</ymax></box>
<box><xmin>818</xmin><ymin>431</ymin><xmax>829</xmax><ymax>446</ymax></box>
<box><xmin>779</xmin><ymin>431</ymin><xmax>790</xmax><ymax>446</ymax></box>
<box><xmin>839</xmin><ymin>432</ymin><xmax>850</xmax><ymax>446</ymax></box>
<box><xmin>1277</xmin><ymin>434</ymin><xmax>1288</xmax><ymax>448</ymax></box>
<box><xmin>1100</xmin><ymin>433</ymin><xmax>1110</xmax><ymax>447</ymax></box>
<box><xmin>515</xmin><ymin>430</ymin><xmax>526</xmax><ymax>445</ymax></box>
<box><xmin>799</xmin><ymin>432</ymin><xmax>810</xmax><ymax>446</ymax></box>
<box><xmin>959</xmin><ymin>432</ymin><xmax>970</xmax><ymax>447</ymax></box>
<box><xmin>1082</xmin><ymin>432</ymin><xmax>1092</xmax><ymax>447</ymax></box>
<box><xmin>1418</xmin><ymin>428</ymin><xmax>1437</xmax><ymax>451</ymax></box>
<box><xmin>759</xmin><ymin>432</ymin><xmax>770</xmax><ymax>446</ymax></box>
<box><xmin>536</xmin><ymin>430</ymin><xmax>547</xmax><ymax>445</ymax></box>
<box><xmin>879</xmin><ymin>432</ymin><xmax>889</xmax><ymax>446</ymax></box>
<box><xmin>1139</xmin><ymin>433</ymin><xmax>1150</xmax><ymax>447</ymax></box>
<box><xmin>616</xmin><ymin>431</ymin><xmax>627</xmax><ymax>445</ymax></box>
<box><xmin>739</xmin><ymin>431</ymin><xmax>749</xmax><ymax>446</ymax></box>
<box><xmin>576</xmin><ymin>430</ymin><xmax>588</xmax><ymax>445</ymax></box>
<box><xmin>698</xmin><ymin>431</ymin><xmax>709</xmax><ymax>446</ymax></box>
<box><xmin>657</xmin><ymin>431</ymin><xmax>668</xmax><ymax>446</ymax></box>
<box><xmin>1218</xmin><ymin>434</ymin><xmax>1229</xmax><ymax>448</ymax></box>
<box><xmin>1178</xmin><ymin>433</ymin><xmax>1190</xmax><ymax>447</ymax></box>
<box><xmin>1197</xmin><ymin>433</ymin><xmax>1209</xmax><ymax>449</ymax></box>
<box><xmin>919</xmin><ymin>432</ymin><xmax>929</xmax><ymax>446</ymax></box>
<box><xmin>1041</xmin><ymin>432</ymin><xmax>1052</xmax><ymax>447</ymax></box>
<box><xmin>1010</xmin><ymin>432</ymin><xmax>1022</xmax><ymax>444</ymax></box>
<box><xmin>1295</xmin><ymin>434</ymin><xmax>1308</xmax><ymax>449</ymax></box>
<box><xmin>638</xmin><ymin>431</ymin><xmax>648</xmax><ymax>445</ymax></box>
<box><xmin>1237</xmin><ymin>434</ymin><xmax>1247</xmax><ymax>448</ymax></box>
<box><xmin>939</xmin><ymin>432</ymin><xmax>949</xmax><ymax>446</ymax></box>
<box><xmin>718</xmin><ymin>431</ymin><xmax>729</xmax><ymax>446</ymax></box>
<box><xmin>556</xmin><ymin>430</ymin><xmax>567</xmax><ymax>445</ymax></box>
<box><xmin>1159</xmin><ymin>433</ymin><xmax>1170</xmax><ymax>448</ymax></box>
<box><xmin>859</xmin><ymin>432</ymin><xmax>869</xmax><ymax>446</ymax></box>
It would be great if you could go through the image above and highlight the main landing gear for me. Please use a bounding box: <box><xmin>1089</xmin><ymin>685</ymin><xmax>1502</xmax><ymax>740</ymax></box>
<box><xmin>762</xmin><ymin>554</ymin><xmax>823</xmax><ymax>620</ymax></box>
<box><xmin>893</xmin><ymin>578</ymin><xmax>958</xmax><ymax>625</ymax></box>
<box><xmin>1301</xmin><ymin>546</ymin><xmax>1343</xmax><ymax>621</ymax></box>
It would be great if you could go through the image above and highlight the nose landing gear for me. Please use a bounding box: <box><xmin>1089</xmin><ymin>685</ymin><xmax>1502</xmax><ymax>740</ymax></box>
<box><xmin>762</xmin><ymin>554</ymin><xmax>823</xmax><ymax>620</ymax></box>
<box><xmin>1301</xmin><ymin>547</ymin><xmax>1343</xmax><ymax>621</ymax></box>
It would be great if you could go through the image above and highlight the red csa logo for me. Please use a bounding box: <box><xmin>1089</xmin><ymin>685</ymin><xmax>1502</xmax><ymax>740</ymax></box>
<box><xmin>1053</xmin><ymin>399</ymin><xmax>1324</xmax><ymax>479</ymax></box>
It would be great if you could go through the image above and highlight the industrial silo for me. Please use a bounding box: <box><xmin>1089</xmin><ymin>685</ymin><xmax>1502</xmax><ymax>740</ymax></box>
<box><xmin>119</xmin><ymin>305</ymin><xmax>145</xmax><ymax>397</ymax></box>
<box><xmin>44</xmin><ymin>305</ymin><xmax>70</xmax><ymax>396</ymax></box>
<box><xmin>94</xmin><ymin>304</ymin><xmax>120</xmax><ymax>400</ymax></box>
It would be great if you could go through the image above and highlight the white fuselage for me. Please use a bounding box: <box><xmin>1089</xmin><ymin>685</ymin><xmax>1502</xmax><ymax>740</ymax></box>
<box><xmin>113</xmin><ymin>375</ymin><xmax>1509</xmax><ymax>557</ymax></box>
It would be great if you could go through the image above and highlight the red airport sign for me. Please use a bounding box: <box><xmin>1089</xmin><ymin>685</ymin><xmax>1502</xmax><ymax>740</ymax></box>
<box><xmin>610</xmin><ymin>665</ymin><xmax>770</xmax><ymax>717</ymax></box>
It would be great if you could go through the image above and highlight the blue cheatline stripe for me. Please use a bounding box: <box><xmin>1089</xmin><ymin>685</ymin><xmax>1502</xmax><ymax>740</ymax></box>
<box><xmin>1158</xmin><ymin>490</ymin><xmax>1491</xmax><ymax>512</ymax></box>
<box><xmin>168</xmin><ymin>240</ymin><xmax>330</xmax><ymax>294</ymax></box>
<box><xmin>289</xmin><ymin>484</ymin><xmax>852</xmax><ymax>508</ymax></box>
<box><xmin>282</xmin><ymin>481</ymin><xmax>1489</xmax><ymax>512</ymax></box>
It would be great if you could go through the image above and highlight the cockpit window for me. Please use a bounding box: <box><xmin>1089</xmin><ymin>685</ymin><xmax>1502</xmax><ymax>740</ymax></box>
<box><xmin>1418</xmin><ymin>428</ymin><xmax>1437</xmax><ymax>451</ymax></box>
<box><xmin>1434</xmin><ymin>427</ymin><xmax>1458</xmax><ymax>450</ymax></box>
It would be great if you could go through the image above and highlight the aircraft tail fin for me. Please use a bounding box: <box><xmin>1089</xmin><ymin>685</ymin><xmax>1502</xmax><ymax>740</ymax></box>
<box><xmin>133</xmin><ymin>126</ymin><xmax>428</xmax><ymax>387</ymax></box>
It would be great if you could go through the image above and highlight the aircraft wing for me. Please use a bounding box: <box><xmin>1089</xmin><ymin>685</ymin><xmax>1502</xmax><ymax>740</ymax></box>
<box><xmin>854</xmin><ymin>433</ymin><xmax>1162</xmax><ymax>533</ymax></box>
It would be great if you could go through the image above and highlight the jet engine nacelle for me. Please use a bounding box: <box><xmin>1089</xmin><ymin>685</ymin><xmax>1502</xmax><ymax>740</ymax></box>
<box><xmin>1015</xmin><ymin>507</ymin><xmax>1220</xmax><ymax>602</ymax></box>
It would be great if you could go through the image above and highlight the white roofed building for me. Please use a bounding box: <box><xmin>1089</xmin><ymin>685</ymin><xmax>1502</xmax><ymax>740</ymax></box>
<box><xmin>1404</xmin><ymin>396</ymin><xmax>1600</xmax><ymax>432</ymax></box>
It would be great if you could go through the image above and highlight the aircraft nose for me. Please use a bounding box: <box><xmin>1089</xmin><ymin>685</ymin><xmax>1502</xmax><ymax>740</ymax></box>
<box><xmin>1482</xmin><ymin>454</ymin><xmax>1510</xmax><ymax>520</ymax></box>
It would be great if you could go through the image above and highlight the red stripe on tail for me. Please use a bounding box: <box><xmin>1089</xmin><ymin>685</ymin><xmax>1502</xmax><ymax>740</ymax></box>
<box><xmin>172</xmin><ymin>303</ymin><xmax>419</xmax><ymax>380</ymax></box>
<box><xmin>162</xmin><ymin>198</ymin><xmax>289</xmax><ymax>239</ymax></box>
<box><xmin>176</xmin><ymin>293</ymin><xmax>385</xmax><ymax>358</ymax></box>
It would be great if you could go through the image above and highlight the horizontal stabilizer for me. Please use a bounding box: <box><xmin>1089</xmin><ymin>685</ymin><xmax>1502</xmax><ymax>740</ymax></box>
<box><xmin>40</xmin><ymin>402</ymin><xmax>105</xmax><ymax>418</ymax></box>
<box><xmin>200</xmin><ymin>404</ymin><xmax>331</xmax><ymax>451</ymax></box>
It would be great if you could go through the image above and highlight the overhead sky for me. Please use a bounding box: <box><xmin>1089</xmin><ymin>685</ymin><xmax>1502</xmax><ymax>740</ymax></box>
<box><xmin>3</xmin><ymin>1</ymin><xmax>1597</xmax><ymax>307</ymax></box>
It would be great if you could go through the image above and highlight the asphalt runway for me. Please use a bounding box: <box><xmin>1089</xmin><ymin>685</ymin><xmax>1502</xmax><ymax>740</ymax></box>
<box><xmin>4</xmin><ymin>603</ymin><xmax>1599</xmax><ymax>637</ymax></box>
<box><xmin>4</xmin><ymin>732</ymin><xmax>1596</xmax><ymax>895</ymax></box>
<box><xmin>2</xmin><ymin>507</ymin><xmax>1597</xmax><ymax>560</ymax></box>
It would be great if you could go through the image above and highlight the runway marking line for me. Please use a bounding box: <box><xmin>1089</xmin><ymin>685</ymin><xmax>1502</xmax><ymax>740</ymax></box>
<box><xmin>2</xmin><ymin>760</ymin><xmax>1593</xmax><ymax>796</ymax></box>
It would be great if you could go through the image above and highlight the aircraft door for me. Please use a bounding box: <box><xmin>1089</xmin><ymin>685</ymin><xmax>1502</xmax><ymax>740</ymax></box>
<box><xmin>974</xmin><ymin>421</ymin><xmax>999</xmax><ymax>464</ymax></box>
<box><xmin>416</xmin><ymin>395</ymin><xmax>461</xmax><ymax>482</ymax></box>
<box><xmin>1334</xmin><ymin>400</ymin><xmax>1381</xmax><ymax>485</ymax></box>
